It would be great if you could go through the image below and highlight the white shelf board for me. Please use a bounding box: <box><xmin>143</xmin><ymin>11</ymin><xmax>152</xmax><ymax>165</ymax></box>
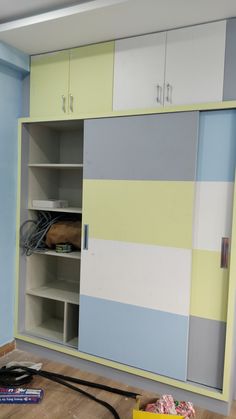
<box><xmin>26</xmin><ymin>318</ymin><xmax>64</xmax><ymax>344</ymax></box>
<box><xmin>33</xmin><ymin>249</ymin><xmax>81</xmax><ymax>259</ymax></box>
<box><xmin>27</xmin><ymin>281</ymin><xmax>80</xmax><ymax>304</ymax></box>
<box><xmin>29</xmin><ymin>206</ymin><xmax>82</xmax><ymax>213</ymax></box>
<box><xmin>28</xmin><ymin>164</ymin><xmax>83</xmax><ymax>169</ymax></box>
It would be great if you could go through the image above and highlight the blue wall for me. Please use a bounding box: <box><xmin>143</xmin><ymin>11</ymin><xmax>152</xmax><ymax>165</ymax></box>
<box><xmin>0</xmin><ymin>44</ymin><xmax>29</xmax><ymax>346</ymax></box>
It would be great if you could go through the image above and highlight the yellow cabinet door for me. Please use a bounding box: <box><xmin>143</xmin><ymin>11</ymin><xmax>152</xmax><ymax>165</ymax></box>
<box><xmin>69</xmin><ymin>41</ymin><xmax>114</xmax><ymax>115</ymax></box>
<box><xmin>30</xmin><ymin>50</ymin><xmax>70</xmax><ymax>117</ymax></box>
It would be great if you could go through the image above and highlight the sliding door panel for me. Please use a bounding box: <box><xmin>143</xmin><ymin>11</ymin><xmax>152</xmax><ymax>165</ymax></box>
<box><xmin>80</xmin><ymin>112</ymin><xmax>199</xmax><ymax>381</ymax></box>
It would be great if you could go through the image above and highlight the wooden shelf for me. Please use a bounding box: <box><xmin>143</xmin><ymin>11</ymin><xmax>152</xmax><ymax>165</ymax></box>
<box><xmin>28</xmin><ymin>164</ymin><xmax>83</xmax><ymax>169</ymax></box>
<box><xmin>29</xmin><ymin>206</ymin><xmax>82</xmax><ymax>213</ymax></box>
<box><xmin>27</xmin><ymin>281</ymin><xmax>80</xmax><ymax>304</ymax></box>
<box><xmin>34</xmin><ymin>250</ymin><xmax>81</xmax><ymax>259</ymax></box>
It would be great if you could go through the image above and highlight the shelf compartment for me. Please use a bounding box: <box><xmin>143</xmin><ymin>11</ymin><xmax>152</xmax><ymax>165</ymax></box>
<box><xmin>27</xmin><ymin>121</ymin><xmax>84</xmax><ymax>165</ymax></box>
<box><xmin>25</xmin><ymin>295</ymin><xmax>65</xmax><ymax>344</ymax></box>
<box><xmin>64</xmin><ymin>303</ymin><xmax>79</xmax><ymax>349</ymax></box>
<box><xmin>27</xmin><ymin>280</ymin><xmax>80</xmax><ymax>304</ymax></box>
<box><xmin>28</xmin><ymin>167</ymin><xmax>83</xmax><ymax>209</ymax></box>
<box><xmin>26</xmin><ymin>253</ymin><xmax>80</xmax><ymax>296</ymax></box>
<box><xmin>67</xmin><ymin>337</ymin><xmax>78</xmax><ymax>348</ymax></box>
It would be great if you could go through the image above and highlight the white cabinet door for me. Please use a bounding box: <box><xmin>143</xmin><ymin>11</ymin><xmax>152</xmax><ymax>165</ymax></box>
<box><xmin>164</xmin><ymin>21</ymin><xmax>226</xmax><ymax>106</ymax></box>
<box><xmin>113</xmin><ymin>32</ymin><xmax>166</xmax><ymax>110</ymax></box>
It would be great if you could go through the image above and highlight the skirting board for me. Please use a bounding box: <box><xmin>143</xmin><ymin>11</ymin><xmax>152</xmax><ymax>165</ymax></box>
<box><xmin>0</xmin><ymin>340</ymin><xmax>15</xmax><ymax>357</ymax></box>
<box><xmin>16</xmin><ymin>339</ymin><xmax>231</xmax><ymax>416</ymax></box>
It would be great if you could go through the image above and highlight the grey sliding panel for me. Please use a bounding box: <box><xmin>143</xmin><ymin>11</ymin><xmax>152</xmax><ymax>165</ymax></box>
<box><xmin>187</xmin><ymin>316</ymin><xmax>226</xmax><ymax>389</ymax></box>
<box><xmin>84</xmin><ymin>112</ymin><xmax>199</xmax><ymax>181</ymax></box>
<box><xmin>223</xmin><ymin>18</ymin><xmax>236</xmax><ymax>100</ymax></box>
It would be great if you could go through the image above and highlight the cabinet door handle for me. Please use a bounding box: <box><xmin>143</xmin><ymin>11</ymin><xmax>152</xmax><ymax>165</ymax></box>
<box><xmin>69</xmin><ymin>94</ymin><xmax>74</xmax><ymax>112</ymax></box>
<box><xmin>62</xmin><ymin>95</ymin><xmax>66</xmax><ymax>113</ymax></box>
<box><xmin>221</xmin><ymin>237</ymin><xmax>230</xmax><ymax>268</ymax></box>
<box><xmin>83</xmin><ymin>224</ymin><xmax>89</xmax><ymax>250</ymax></box>
<box><xmin>165</xmin><ymin>83</ymin><xmax>171</xmax><ymax>103</ymax></box>
<box><xmin>156</xmin><ymin>84</ymin><xmax>162</xmax><ymax>104</ymax></box>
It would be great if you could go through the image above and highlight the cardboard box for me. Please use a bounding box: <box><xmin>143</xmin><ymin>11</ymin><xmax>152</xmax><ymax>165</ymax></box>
<box><xmin>133</xmin><ymin>397</ymin><xmax>184</xmax><ymax>419</ymax></box>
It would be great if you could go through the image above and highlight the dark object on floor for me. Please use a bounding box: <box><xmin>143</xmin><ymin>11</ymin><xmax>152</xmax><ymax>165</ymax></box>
<box><xmin>0</xmin><ymin>365</ymin><xmax>139</xmax><ymax>419</ymax></box>
<box><xmin>0</xmin><ymin>388</ymin><xmax>44</xmax><ymax>404</ymax></box>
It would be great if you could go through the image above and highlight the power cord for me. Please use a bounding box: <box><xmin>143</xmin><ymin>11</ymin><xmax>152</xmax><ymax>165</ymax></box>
<box><xmin>20</xmin><ymin>211</ymin><xmax>68</xmax><ymax>256</ymax></box>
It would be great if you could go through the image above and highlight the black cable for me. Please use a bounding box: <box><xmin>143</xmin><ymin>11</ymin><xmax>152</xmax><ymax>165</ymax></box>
<box><xmin>20</xmin><ymin>211</ymin><xmax>64</xmax><ymax>255</ymax></box>
<box><xmin>0</xmin><ymin>366</ymin><xmax>140</xmax><ymax>419</ymax></box>
<box><xmin>41</xmin><ymin>369</ymin><xmax>139</xmax><ymax>398</ymax></box>
<box><xmin>39</xmin><ymin>371</ymin><xmax>121</xmax><ymax>419</ymax></box>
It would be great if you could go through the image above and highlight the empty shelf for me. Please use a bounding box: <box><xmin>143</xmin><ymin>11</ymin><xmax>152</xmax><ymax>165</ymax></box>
<box><xmin>27</xmin><ymin>281</ymin><xmax>80</xmax><ymax>304</ymax></box>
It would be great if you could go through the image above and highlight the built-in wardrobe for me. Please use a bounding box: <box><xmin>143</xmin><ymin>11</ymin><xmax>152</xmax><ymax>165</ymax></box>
<box><xmin>16</xmin><ymin>17</ymin><xmax>236</xmax><ymax>413</ymax></box>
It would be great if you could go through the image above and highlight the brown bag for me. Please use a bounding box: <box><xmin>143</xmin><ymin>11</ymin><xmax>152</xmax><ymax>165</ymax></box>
<box><xmin>45</xmin><ymin>221</ymin><xmax>81</xmax><ymax>249</ymax></box>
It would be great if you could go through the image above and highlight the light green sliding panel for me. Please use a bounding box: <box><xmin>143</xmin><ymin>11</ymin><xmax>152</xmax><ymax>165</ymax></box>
<box><xmin>30</xmin><ymin>50</ymin><xmax>70</xmax><ymax>117</ymax></box>
<box><xmin>69</xmin><ymin>42</ymin><xmax>114</xmax><ymax>114</ymax></box>
<box><xmin>83</xmin><ymin>180</ymin><xmax>194</xmax><ymax>249</ymax></box>
<box><xmin>188</xmin><ymin>110</ymin><xmax>236</xmax><ymax>389</ymax></box>
<box><xmin>79</xmin><ymin>112</ymin><xmax>199</xmax><ymax>381</ymax></box>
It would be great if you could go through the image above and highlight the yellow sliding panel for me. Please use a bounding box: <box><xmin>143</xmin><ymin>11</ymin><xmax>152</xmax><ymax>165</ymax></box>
<box><xmin>83</xmin><ymin>179</ymin><xmax>194</xmax><ymax>249</ymax></box>
<box><xmin>190</xmin><ymin>249</ymin><xmax>229</xmax><ymax>322</ymax></box>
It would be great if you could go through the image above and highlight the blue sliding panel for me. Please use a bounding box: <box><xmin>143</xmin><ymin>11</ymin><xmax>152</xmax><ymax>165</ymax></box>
<box><xmin>79</xmin><ymin>295</ymin><xmax>189</xmax><ymax>381</ymax></box>
<box><xmin>188</xmin><ymin>109</ymin><xmax>236</xmax><ymax>389</ymax></box>
<box><xmin>197</xmin><ymin>110</ymin><xmax>236</xmax><ymax>181</ymax></box>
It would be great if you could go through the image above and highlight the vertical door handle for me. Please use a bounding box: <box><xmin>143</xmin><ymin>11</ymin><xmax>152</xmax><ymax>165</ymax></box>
<box><xmin>83</xmin><ymin>224</ymin><xmax>89</xmax><ymax>250</ymax></box>
<box><xmin>69</xmin><ymin>94</ymin><xmax>74</xmax><ymax>112</ymax></box>
<box><xmin>62</xmin><ymin>95</ymin><xmax>66</xmax><ymax>113</ymax></box>
<box><xmin>165</xmin><ymin>83</ymin><xmax>172</xmax><ymax>104</ymax></box>
<box><xmin>156</xmin><ymin>84</ymin><xmax>162</xmax><ymax>104</ymax></box>
<box><xmin>221</xmin><ymin>237</ymin><xmax>230</xmax><ymax>268</ymax></box>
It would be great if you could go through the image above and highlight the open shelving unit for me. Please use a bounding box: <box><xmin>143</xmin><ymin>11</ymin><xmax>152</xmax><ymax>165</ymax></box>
<box><xmin>18</xmin><ymin>119</ymin><xmax>84</xmax><ymax>349</ymax></box>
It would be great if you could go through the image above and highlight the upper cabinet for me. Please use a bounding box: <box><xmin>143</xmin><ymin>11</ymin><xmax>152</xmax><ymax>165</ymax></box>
<box><xmin>165</xmin><ymin>21</ymin><xmax>226</xmax><ymax>106</ymax></box>
<box><xmin>30</xmin><ymin>50</ymin><xmax>70</xmax><ymax>117</ymax></box>
<box><xmin>69</xmin><ymin>42</ymin><xmax>114</xmax><ymax>114</ymax></box>
<box><xmin>113</xmin><ymin>32</ymin><xmax>166</xmax><ymax>110</ymax></box>
<box><xmin>30</xmin><ymin>41</ymin><xmax>114</xmax><ymax>117</ymax></box>
<box><xmin>113</xmin><ymin>21</ymin><xmax>226</xmax><ymax>110</ymax></box>
<box><xmin>29</xmin><ymin>20</ymin><xmax>233</xmax><ymax>117</ymax></box>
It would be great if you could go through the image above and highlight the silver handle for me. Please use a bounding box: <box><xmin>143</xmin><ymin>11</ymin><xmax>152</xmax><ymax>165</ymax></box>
<box><xmin>156</xmin><ymin>84</ymin><xmax>162</xmax><ymax>104</ymax></box>
<box><xmin>62</xmin><ymin>95</ymin><xmax>66</xmax><ymax>113</ymax></box>
<box><xmin>69</xmin><ymin>94</ymin><xmax>74</xmax><ymax>112</ymax></box>
<box><xmin>165</xmin><ymin>83</ymin><xmax>171</xmax><ymax>103</ymax></box>
<box><xmin>221</xmin><ymin>237</ymin><xmax>230</xmax><ymax>268</ymax></box>
<box><xmin>83</xmin><ymin>224</ymin><xmax>89</xmax><ymax>250</ymax></box>
<box><xmin>169</xmin><ymin>84</ymin><xmax>173</xmax><ymax>104</ymax></box>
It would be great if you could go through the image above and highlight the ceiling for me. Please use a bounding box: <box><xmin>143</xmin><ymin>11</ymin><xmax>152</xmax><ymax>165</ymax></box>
<box><xmin>1</xmin><ymin>0</ymin><xmax>236</xmax><ymax>55</ymax></box>
<box><xmin>0</xmin><ymin>0</ymin><xmax>93</xmax><ymax>23</ymax></box>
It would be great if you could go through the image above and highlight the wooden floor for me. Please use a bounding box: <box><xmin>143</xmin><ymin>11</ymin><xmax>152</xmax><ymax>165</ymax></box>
<box><xmin>0</xmin><ymin>349</ymin><xmax>235</xmax><ymax>418</ymax></box>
